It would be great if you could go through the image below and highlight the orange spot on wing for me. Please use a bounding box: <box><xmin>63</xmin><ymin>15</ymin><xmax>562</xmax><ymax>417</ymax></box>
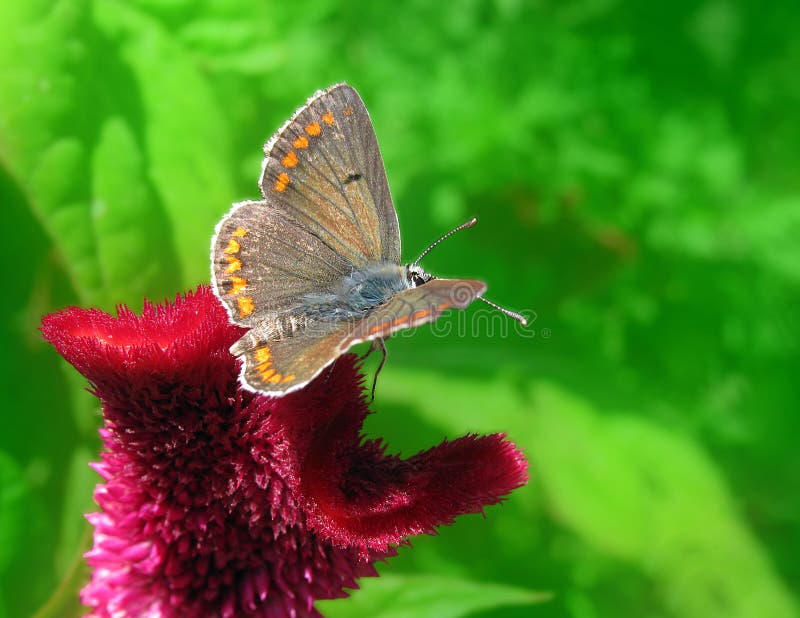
<box><xmin>322</xmin><ymin>111</ymin><xmax>334</xmax><ymax>125</ymax></box>
<box><xmin>370</xmin><ymin>313</ymin><xmax>411</xmax><ymax>335</ymax></box>
<box><xmin>293</xmin><ymin>135</ymin><xmax>309</xmax><ymax>149</ymax></box>
<box><xmin>281</xmin><ymin>374</ymin><xmax>296</xmax><ymax>383</ymax></box>
<box><xmin>255</xmin><ymin>346</ymin><xmax>271</xmax><ymax>364</ymax></box>
<box><xmin>369</xmin><ymin>322</ymin><xmax>386</xmax><ymax>335</ymax></box>
<box><xmin>224</xmin><ymin>256</ymin><xmax>242</xmax><ymax>273</ymax></box>
<box><xmin>224</xmin><ymin>238</ymin><xmax>240</xmax><ymax>255</ymax></box>
<box><xmin>268</xmin><ymin>373</ymin><xmax>283</xmax><ymax>384</ymax></box>
<box><xmin>281</xmin><ymin>151</ymin><xmax>298</xmax><ymax>168</ymax></box>
<box><xmin>229</xmin><ymin>276</ymin><xmax>247</xmax><ymax>295</ymax></box>
<box><xmin>412</xmin><ymin>309</ymin><xmax>430</xmax><ymax>320</ymax></box>
<box><xmin>274</xmin><ymin>172</ymin><xmax>291</xmax><ymax>192</ymax></box>
<box><xmin>237</xmin><ymin>296</ymin><xmax>255</xmax><ymax>317</ymax></box>
<box><xmin>437</xmin><ymin>302</ymin><xmax>451</xmax><ymax>311</ymax></box>
<box><xmin>305</xmin><ymin>121</ymin><xmax>321</xmax><ymax>136</ymax></box>
<box><xmin>343</xmin><ymin>105</ymin><xmax>353</xmax><ymax>116</ymax></box>
<box><xmin>232</xmin><ymin>227</ymin><xmax>248</xmax><ymax>237</ymax></box>
<box><xmin>255</xmin><ymin>346</ymin><xmax>274</xmax><ymax>377</ymax></box>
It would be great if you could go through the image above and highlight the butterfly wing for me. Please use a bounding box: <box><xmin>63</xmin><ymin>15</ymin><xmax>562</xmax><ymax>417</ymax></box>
<box><xmin>233</xmin><ymin>323</ymin><xmax>353</xmax><ymax>395</ymax></box>
<box><xmin>233</xmin><ymin>279</ymin><xmax>486</xmax><ymax>395</ymax></box>
<box><xmin>212</xmin><ymin>83</ymin><xmax>401</xmax><ymax>325</ymax></box>
<box><xmin>259</xmin><ymin>83</ymin><xmax>401</xmax><ymax>266</ymax></box>
<box><xmin>212</xmin><ymin>200</ymin><xmax>353</xmax><ymax>325</ymax></box>
<box><xmin>348</xmin><ymin>278</ymin><xmax>487</xmax><ymax>341</ymax></box>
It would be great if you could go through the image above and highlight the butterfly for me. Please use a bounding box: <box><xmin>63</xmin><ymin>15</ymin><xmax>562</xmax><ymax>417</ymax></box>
<box><xmin>211</xmin><ymin>83</ymin><xmax>524</xmax><ymax>396</ymax></box>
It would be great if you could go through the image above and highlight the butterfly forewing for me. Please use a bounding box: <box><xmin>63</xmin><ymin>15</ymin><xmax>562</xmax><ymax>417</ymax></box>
<box><xmin>347</xmin><ymin>279</ymin><xmax>487</xmax><ymax>342</ymax></box>
<box><xmin>211</xmin><ymin>200</ymin><xmax>351</xmax><ymax>326</ymax></box>
<box><xmin>259</xmin><ymin>83</ymin><xmax>401</xmax><ymax>267</ymax></box>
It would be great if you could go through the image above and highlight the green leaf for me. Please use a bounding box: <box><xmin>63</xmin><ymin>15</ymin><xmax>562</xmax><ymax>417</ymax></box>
<box><xmin>376</xmin><ymin>369</ymin><xmax>797</xmax><ymax>618</ymax></box>
<box><xmin>529</xmin><ymin>382</ymin><xmax>798</xmax><ymax>618</ymax></box>
<box><xmin>0</xmin><ymin>0</ymin><xmax>181</xmax><ymax>308</ymax></box>
<box><xmin>55</xmin><ymin>447</ymin><xmax>95</xmax><ymax>577</ymax></box>
<box><xmin>376</xmin><ymin>366</ymin><xmax>529</xmax><ymax>440</ymax></box>
<box><xmin>91</xmin><ymin>116</ymin><xmax>180</xmax><ymax>305</ymax></box>
<box><xmin>94</xmin><ymin>1</ymin><xmax>236</xmax><ymax>289</ymax></box>
<box><xmin>317</xmin><ymin>574</ymin><xmax>550</xmax><ymax>618</ymax></box>
<box><xmin>0</xmin><ymin>451</ymin><xmax>28</xmax><ymax>574</ymax></box>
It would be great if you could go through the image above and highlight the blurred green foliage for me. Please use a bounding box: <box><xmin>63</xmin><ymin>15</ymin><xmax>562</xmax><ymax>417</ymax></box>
<box><xmin>1</xmin><ymin>0</ymin><xmax>798</xmax><ymax>616</ymax></box>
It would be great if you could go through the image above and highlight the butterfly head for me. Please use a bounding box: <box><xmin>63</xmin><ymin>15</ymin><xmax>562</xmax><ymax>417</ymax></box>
<box><xmin>405</xmin><ymin>264</ymin><xmax>433</xmax><ymax>288</ymax></box>
<box><xmin>405</xmin><ymin>217</ymin><xmax>479</xmax><ymax>289</ymax></box>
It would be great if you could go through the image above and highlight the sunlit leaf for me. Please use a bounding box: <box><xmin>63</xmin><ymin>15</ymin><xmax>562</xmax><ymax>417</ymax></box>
<box><xmin>318</xmin><ymin>574</ymin><xmax>550</xmax><ymax>618</ymax></box>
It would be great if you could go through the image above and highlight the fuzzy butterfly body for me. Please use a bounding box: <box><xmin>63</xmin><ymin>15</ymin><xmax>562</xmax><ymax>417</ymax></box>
<box><xmin>211</xmin><ymin>83</ymin><xmax>486</xmax><ymax>395</ymax></box>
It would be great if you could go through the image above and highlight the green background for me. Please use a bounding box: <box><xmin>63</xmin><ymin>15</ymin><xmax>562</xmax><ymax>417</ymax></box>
<box><xmin>1</xmin><ymin>1</ymin><xmax>798</xmax><ymax>616</ymax></box>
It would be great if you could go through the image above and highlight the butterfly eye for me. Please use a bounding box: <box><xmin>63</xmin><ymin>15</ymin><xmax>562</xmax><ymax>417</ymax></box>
<box><xmin>407</xmin><ymin>266</ymin><xmax>431</xmax><ymax>288</ymax></box>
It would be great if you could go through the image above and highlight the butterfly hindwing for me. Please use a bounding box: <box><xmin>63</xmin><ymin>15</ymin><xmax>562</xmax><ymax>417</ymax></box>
<box><xmin>211</xmin><ymin>200</ymin><xmax>352</xmax><ymax>326</ymax></box>
<box><xmin>259</xmin><ymin>83</ymin><xmax>401</xmax><ymax>267</ymax></box>
<box><xmin>234</xmin><ymin>324</ymin><xmax>351</xmax><ymax>394</ymax></box>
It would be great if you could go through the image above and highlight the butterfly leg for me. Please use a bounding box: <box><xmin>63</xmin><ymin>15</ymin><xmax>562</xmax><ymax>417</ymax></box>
<box><xmin>367</xmin><ymin>337</ymin><xmax>387</xmax><ymax>404</ymax></box>
<box><xmin>358</xmin><ymin>342</ymin><xmax>372</xmax><ymax>361</ymax></box>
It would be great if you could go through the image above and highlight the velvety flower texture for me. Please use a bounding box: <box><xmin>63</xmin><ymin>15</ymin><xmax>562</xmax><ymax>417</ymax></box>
<box><xmin>41</xmin><ymin>286</ymin><xmax>528</xmax><ymax>617</ymax></box>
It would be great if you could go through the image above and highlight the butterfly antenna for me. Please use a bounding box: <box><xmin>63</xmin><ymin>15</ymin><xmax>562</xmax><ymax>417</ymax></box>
<box><xmin>477</xmin><ymin>296</ymin><xmax>528</xmax><ymax>326</ymax></box>
<box><xmin>413</xmin><ymin>217</ymin><xmax>478</xmax><ymax>265</ymax></box>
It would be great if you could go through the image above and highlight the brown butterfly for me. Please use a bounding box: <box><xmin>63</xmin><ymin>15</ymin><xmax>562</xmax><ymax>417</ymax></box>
<box><xmin>211</xmin><ymin>83</ymin><xmax>524</xmax><ymax>396</ymax></box>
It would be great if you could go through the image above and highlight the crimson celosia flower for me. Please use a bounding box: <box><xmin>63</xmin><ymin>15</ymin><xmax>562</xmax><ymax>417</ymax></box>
<box><xmin>41</xmin><ymin>286</ymin><xmax>528</xmax><ymax>617</ymax></box>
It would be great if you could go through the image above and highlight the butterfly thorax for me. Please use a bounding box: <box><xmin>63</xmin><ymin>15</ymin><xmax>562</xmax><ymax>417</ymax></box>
<box><xmin>300</xmin><ymin>261</ymin><xmax>425</xmax><ymax>321</ymax></box>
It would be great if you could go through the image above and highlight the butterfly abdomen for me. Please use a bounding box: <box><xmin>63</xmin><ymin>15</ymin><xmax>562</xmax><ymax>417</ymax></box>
<box><xmin>231</xmin><ymin>312</ymin><xmax>314</xmax><ymax>352</ymax></box>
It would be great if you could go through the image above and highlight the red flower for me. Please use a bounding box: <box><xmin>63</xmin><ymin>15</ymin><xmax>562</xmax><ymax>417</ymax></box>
<box><xmin>41</xmin><ymin>287</ymin><xmax>528</xmax><ymax>617</ymax></box>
